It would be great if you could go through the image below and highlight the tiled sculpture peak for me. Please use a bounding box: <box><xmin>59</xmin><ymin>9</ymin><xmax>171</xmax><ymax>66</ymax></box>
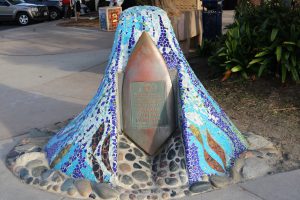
<box><xmin>45</xmin><ymin>6</ymin><xmax>248</xmax><ymax>186</ymax></box>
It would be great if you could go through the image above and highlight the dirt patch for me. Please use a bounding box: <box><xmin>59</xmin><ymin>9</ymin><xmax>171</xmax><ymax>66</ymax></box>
<box><xmin>57</xmin><ymin>18</ymin><xmax>100</xmax><ymax>29</ymax></box>
<box><xmin>190</xmin><ymin>57</ymin><xmax>300</xmax><ymax>172</ymax></box>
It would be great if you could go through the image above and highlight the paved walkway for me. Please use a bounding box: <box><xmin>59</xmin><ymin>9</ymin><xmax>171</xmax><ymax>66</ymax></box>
<box><xmin>181</xmin><ymin>170</ymin><xmax>300</xmax><ymax>200</ymax></box>
<box><xmin>0</xmin><ymin>14</ymin><xmax>299</xmax><ymax>200</ymax></box>
<box><xmin>0</xmin><ymin>21</ymin><xmax>114</xmax><ymax>140</ymax></box>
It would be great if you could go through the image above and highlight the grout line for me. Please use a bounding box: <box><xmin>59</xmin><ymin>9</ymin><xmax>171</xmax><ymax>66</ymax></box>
<box><xmin>79</xmin><ymin>60</ymin><xmax>109</xmax><ymax>73</ymax></box>
<box><xmin>238</xmin><ymin>185</ymin><xmax>266</xmax><ymax>200</ymax></box>
<box><xmin>66</xmin><ymin>26</ymin><xmax>100</xmax><ymax>33</ymax></box>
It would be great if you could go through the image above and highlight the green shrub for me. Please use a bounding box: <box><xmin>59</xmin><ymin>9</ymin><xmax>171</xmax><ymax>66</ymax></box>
<box><xmin>209</xmin><ymin>0</ymin><xmax>300</xmax><ymax>83</ymax></box>
<box><xmin>197</xmin><ymin>39</ymin><xmax>220</xmax><ymax>57</ymax></box>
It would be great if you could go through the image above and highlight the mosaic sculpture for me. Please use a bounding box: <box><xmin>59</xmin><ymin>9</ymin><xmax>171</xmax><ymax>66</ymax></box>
<box><xmin>45</xmin><ymin>6</ymin><xmax>248</xmax><ymax>187</ymax></box>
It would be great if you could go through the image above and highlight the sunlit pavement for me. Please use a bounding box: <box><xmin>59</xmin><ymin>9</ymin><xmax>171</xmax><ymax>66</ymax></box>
<box><xmin>0</xmin><ymin>20</ymin><xmax>114</xmax><ymax>140</ymax></box>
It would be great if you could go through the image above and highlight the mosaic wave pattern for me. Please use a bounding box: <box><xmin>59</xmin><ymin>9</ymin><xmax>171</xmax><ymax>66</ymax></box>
<box><xmin>45</xmin><ymin>6</ymin><xmax>248</xmax><ymax>185</ymax></box>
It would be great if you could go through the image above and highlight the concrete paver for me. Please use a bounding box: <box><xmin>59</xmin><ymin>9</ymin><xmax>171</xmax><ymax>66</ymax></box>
<box><xmin>0</xmin><ymin>84</ymin><xmax>85</xmax><ymax>139</ymax></box>
<box><xmin>0</xmin><ymin>21</ymin><xmax>113</xmax><ymax>56</ymax></box>
<box><xmin>0</xmin><ymin>50</ymin><xmax>109</xmax><ymax>89</ymax></box>
<box><xmin>29</xmin><ymin>63</ymin><xmax>105</xmax><ymax>102</ymax></box>
<box><xmin>179</xmin><ymin>185</ymin><xmax>262</xmax><ymax>200</ymax></box>
<box><xmin>201</xmin><ymin>185</ymin><xmax>261</xmax><ymax>200</ymax></box>
<box><xmin>239</xmin><ymin>170</ymin><xmax>300</xmax><ymax>200</ymax></box>
<box><xmin>0</xmin><ymin>21</ymin><xmax>114</xmax><ymax>139</ymax></box>
<box><xmin>180</xmin><ymin>170</ymin><xmax>300</xmax><ymax>200</ymax></box>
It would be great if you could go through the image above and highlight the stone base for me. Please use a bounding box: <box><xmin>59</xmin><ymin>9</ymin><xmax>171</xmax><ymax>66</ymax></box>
<box><xmin>6</xmin><ymin>121</ymin><xmax>282</xmax><ymax>200</ymax></box>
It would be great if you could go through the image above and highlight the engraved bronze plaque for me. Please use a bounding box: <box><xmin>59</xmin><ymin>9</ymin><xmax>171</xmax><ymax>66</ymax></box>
<box><xmin>122</xmin><ymin>32</ymin><xmax>176</xmax><ymax>155</ymax></box>
<box><xmin>130</xmin><ymin>81</ymin><xmax>167</xmax><ymax>129</ymax></box>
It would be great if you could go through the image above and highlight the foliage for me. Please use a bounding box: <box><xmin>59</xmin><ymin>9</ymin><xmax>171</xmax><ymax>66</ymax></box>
<box><xmin>197</xmin><ymin>39</ymin><xmax>220</xmax><ymax>57</ymax></box>
<box><xmin>208</xmin><ymin>0</ymin><xmax>300</xmax><ymax>83</ymax></box>
<box><xmin>208</xmin><ymin>21</ymin><xmax>255</xmax><ymax>80</ymax></box>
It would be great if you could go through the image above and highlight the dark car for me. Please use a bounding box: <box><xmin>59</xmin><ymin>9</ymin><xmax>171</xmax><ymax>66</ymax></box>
<box><xmin>0</xmin><ymin>0</ymin><xmax>48</xmax><ymax>25</ymax></box>
<box><xmin>24</xmin><ymin>0</ymin><xmax>62</xmax><ymax>20</ymax></box>
<box><xmin>23</xmin><ymin>0</ymin><xmax>89</xmax><ymax>20</ymax></box>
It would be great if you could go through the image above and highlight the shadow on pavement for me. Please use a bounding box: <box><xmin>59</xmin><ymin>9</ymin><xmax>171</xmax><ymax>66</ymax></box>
<box><xmin>0</xmin><ymin>21</ymin><xmax>47</xmax><ymax>31</ymax></box>
<box><xmin>0</xmin><ymin>84</ymin><xmax>85</xmax><ymax>140</ymax></box>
